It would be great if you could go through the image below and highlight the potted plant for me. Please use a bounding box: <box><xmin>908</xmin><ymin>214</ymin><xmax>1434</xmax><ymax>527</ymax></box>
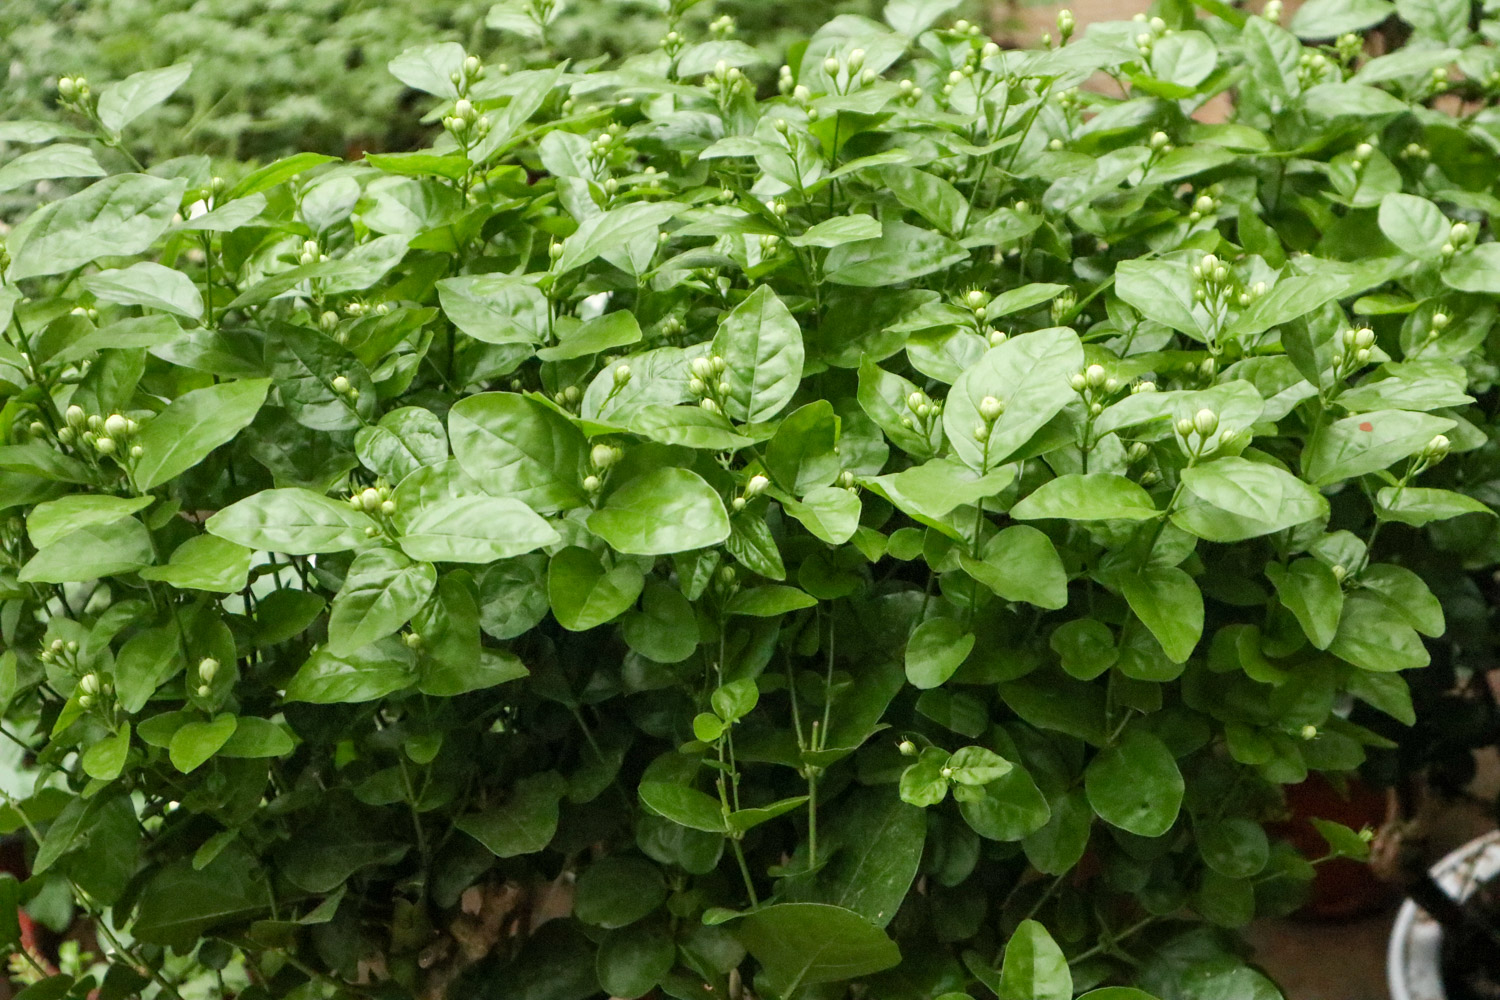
<box><xmin>1</xmin><ymin>1</ymin><xmax>1499</xmax><ymax>998</ymax></box>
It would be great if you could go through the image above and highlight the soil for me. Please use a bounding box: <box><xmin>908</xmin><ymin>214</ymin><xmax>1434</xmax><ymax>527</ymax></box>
<box><xmin>1443</xmin><ymin>871</ymin><xmax>1500</xmax><ymax>1000</ymax></box>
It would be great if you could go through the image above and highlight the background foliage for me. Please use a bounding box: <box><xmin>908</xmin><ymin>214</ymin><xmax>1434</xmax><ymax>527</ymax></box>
<box><xmin>2</xmin><ymin>1</ymin><xmax>1500</xmax><ymax>1000</ymax></box>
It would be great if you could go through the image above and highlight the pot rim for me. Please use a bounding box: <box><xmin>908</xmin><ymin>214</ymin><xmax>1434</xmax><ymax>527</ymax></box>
<box><xmin>1388</xmin><ymin>829</ymin><xmax>1500</xmax><ymax>1000</ymax></box>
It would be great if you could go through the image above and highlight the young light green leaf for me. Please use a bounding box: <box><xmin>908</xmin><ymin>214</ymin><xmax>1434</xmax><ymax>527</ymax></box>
<box><xmin>133</xmin><ymin>379</ymin><xmax>271</xmax><ymax>490</ymax></box>
<box><xmin>207</xmin><ymin>488</ymin><xmax>375</xmax><ymax>554</ymax></box>
<box><xmin>588</xmin><ymin>468</ymin><xmax>730</xmax><ymax>555</ymax></box>
<box><xmin>400</xmin><ymin>496</ymin><xmax>560</xmax><ymax>563</ymax></box>
<box><xmin>96</xmin><ymin>63</ymin><xmax>193</xmax><ymax>133</ymax></box>
<box><xmin>998</xmin><ymin>920</ymin><xmax>1072</xmax><ymax>1000</ymax></box>
<box><xmin>710</xmin><ymin>285</ymin><xmax>804</xmax><ymax>424</ymax></box>
<box><xmin>1011</xmin><ymin>474</ymin><xmax>1158</xmax><ymax>522</ymax></box>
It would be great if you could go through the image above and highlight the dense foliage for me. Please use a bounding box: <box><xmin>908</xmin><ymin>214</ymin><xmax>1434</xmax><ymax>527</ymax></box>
<box><xmin>3</xmin><ymin>0</ymin><xmax>1500</xmax><ymax>998</ymax></box>
<box><xmin>0</xmin><ymin>0</ymin><xmax>897</xmax><ymax>162</ymax></box>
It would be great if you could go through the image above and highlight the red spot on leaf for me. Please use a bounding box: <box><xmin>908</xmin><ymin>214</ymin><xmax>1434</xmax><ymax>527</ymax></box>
<box><xmin>1359</xmin><ymin>421</ymin><xmax>1373</xmax><ymax>432</ymax></box>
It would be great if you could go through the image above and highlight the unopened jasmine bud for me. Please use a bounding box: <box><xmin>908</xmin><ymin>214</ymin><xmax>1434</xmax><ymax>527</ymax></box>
<box><xmin>364</xmin><ymin>525</ymin><xmax>379</xmax><ymax>537</ymax></box>
<box><xmin>732</xmin><ymin>496</ymin><xmax>747</xmax><ymax>512</ymax></box>
<box><xmin>1354</xmin><ymin>142</ymin><xmax>1373</xmax><ymax>160</ymax></box>
<box><xmin>403</xmin><ymin>631</ymin><xmax>424</xmax><ymax>649</ymax></box>
<box><xmin>1194</xmin><ymin>194</ymin><xmax>1215</xmax><ymax>214</ymax></box>
<box><xmin>1200</xmin><ymin>357</ymin><xmax>1216</xmax><ymax>377</ymax></box>
<box><xmin>130</xmin><ymin>445</ymin><xmax>143</xmax><ymax>459</ymax></box>
<box><xmin>1355</xmin><ymin>347</ymin><xmax>1370</xmax><ymax>363</ymax></box>
<box><xmin>1085</xmin><ymin>364</ymin><xmax>1107</xmax><ymax>388</ymax></box>
<box><xmin>1175</xmin><ymin>417</ymin><xmax>1196</xmax><ymax>438</ymax></box>
<box><xmin>1451</xmin><ymin>222</ymin><xmax>1470</xmax><ymax>243</ymax></box>
<box><xmin>78</xmin><ymin>694</ymin><xmax>93</xmax><ymax>709</ymax></box>
<box><xmin>198</xmin><ymin>658</ymin><xmax>219</xmax><ymax>682</ymax></box>
<box><xmin>1432</xmin><ymin>312</ymin><xmax>1450</xmax><ymax>329</ymax></box>
<box><xmin>1193</xmin><ymin>408</ymin><xmax>1219</xmax><ymax>436</ymax></box>
<box><xmin>979</xmin><ymin>396</ymin><xmax>1004</xmax><ymax>422</ymax></box>
<box><xmin>981</xmin><ymin>41</ymin><xmax>1000</xmax><ymax>59</ymax></box>
<box><xmin>1057</xmin><ymin>8</ymin><xmax>1075</xmax><ymax>37</ymax></box>
<box><xmin>380</xmin><ymin>500</ymin><xmax>396</xmax><ymax>516</ymax></box>
<box><xmin>745</xmin><ymin>474</ymin><xmax>769</xmax><ymax>498</ymax></box>
<box><xmin>104</xmin><ymin>413</ymin><xmax>129</xmax><ymax>438</ymax></box>
<box><xmin>824</xmin><ymin>56</ymin><xmax>840</xmax><ymax>76</ymax></box>
<box><xmin>1128</xmin><ymin>442</ymin><xmax>1149</xmax><ymax>462</ymax></box>
<box><xmin>583</xmin><ymin>475</ymin><xmax>602</xmax><ymax>492</ymax></box>
<box><xmin>1331</xmin><ymin>564</ymin><xmax>1347</xmax><ymax>582</ymax></box>
<box><xmin>197</xmin><ymin>685</ymin><xmax>211</xmax><ymax>698</ymax></box>
<box><xmin>591</xmin><ymin>443</ymin><xmax>619</xmax><ymax>468</ymax></box>
<box><xmin>95</xmin><ymin>436</ymin><xmax>115</xmax><ymax>454</ymax></box>
<box><xmin>79</xmin><ymin>673</ymin><xmax>99</xmax><ymax>695</ymax></box>
<box><xmin>907</xmin><ymin>391</ymin><xmax>926</xmax><ymax>412</ymax></box>
<box><xmin>1354</xmin><ymin>328</ymin><xmax>1375</xmax><ymax>349</ymax></box>
<box><xmin>332</xmin><ymin>375</ymin><xmax>351</xmax><ymax>393</ymax></box>
<box><xmin>691</xmin><ymin>356</ymin><xmax>714</xmax><ymax>379</ymax></box>
<box><xmin>1300</xmin><ymin>725</ymin><xmax>1318</xmax><ymax>741</ymax></box>
<box><xmin>361</xmin><ymin>487</ymin><xmax>382</xmax><ymax>511</ymax></box>
<box><xmin>847</xmin><ymin>49</ymin><xmax>865</xmax><ymax>73</ymax></box>
<box><xmin>57</xmin><ymin>76</ymin><xmax>77</xmax><ymax>100</ymax></box>
<box><xmin>898</xmin><ymin>739</ymin><xmax>917</xmax><ymax>756</ymax></box>
<box><xmin>1427</xmin><ymin>434</ymin><xmax>1451</xmax><ymax>459</ymax></box>
<box><xmin>973</xmin><ymin>422</ymin><xmax>989</xmax><ymax>441</ymax></box>
<box><xmin>1135</xmin><ymin>380</ymin><xmax>1156</xmax><ymax>393</ymax></box>
<box><xmin>700</xmin><ymin>398</ymin><xmax>720</xmax><ymax>414</ymax></box>
<box><xmin>614</xmin><ymin>364</ymin><xmax>632</xmax><ymax>387</ymax></box>
<box><xmin>1069</xmin><ymin>373</ymin><xmax>1087</xmax><ymax>392</ymax></box>
<box><xmin>65</xmin><ymin>404</ymin><xmax>86</xmax><ymax>428</ymax></box>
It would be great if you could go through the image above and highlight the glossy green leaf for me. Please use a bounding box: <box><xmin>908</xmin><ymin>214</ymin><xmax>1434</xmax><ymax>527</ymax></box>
<box><xmin>588</xmin><ymin>468</ymin><xmax>730</xmax><ymax>555</ymax></box>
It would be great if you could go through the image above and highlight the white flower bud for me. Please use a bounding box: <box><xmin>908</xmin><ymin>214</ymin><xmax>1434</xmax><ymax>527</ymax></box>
<box><xmin>331</xmin><ymin>375</ymin><xmax>351</xmax><ymax>393</ymax></box>
<box><xmin>65</xmin><ymin>404</ymin><xmax>86</xmax><ymax>428</ymax></box>
<box><xmin>591</xmin><ymin>443</ymin><xmax>619</xmax><ymax>468</ymax></box>
<box><xmin>95</xmin><ymin>436</ymin><xmax>115</xmax><ymax>454</ymax></box>
<box><xmin>1300</xmin><ymin>725</ymin><xmax>1318</xmax><ymax>741</ymax></box>
<box><xmin>614</xmin><ymin>364</ymin><xmax>632</xmax><ymax>386</ymax></box>
<box><xmin>1175</xmin><ymin>417</ymin><xmax>1196</xmax><ymax>438</ymax></box>
<box><xmin>583</xmin><ymin>475</ymin><xmax>602</xmax><ymax>492</ymax></box>
<box><xmin>380</xmin><ymin>500</ymin><xmax>397</xmax><ymax>516</ymax></box>
<box><xmin>1193</xmin><ymin>408</ymin><xmax>1219</xmax><ymax>437</ymax></box>
<box><xmin>79</xmin><ymin>674</ymin><xmax>99</xmax><ymax>695</ymax></box>
<box><xmin>824</xmin><ymin>56</ymin><xmax>841</xmax><ymax>76</ymax></box>
<box><xmin>745</xmin><ymin>474</ymin><xmax>770</xmax><ymax>498</ymax></box>
<box><xmin>898</xmin><ymin>739</ymin><xmax>917</xmax><ymax>756</ymax></box>
<box><xmin>1354</xmin><ymin>328</ymin><xmax>1375</xmax><ymax>349</ymax></box>
<box><xmin>1085</xmin><ymin>364</ymin><xmax>1107</xmax><ymax>388</ymax></box>
<box><xmin>1354</xmin><ymin>142</ymin><xmax>1373</xmax><ymax>160</ymax></box>
<box><xmin>979</xmin><ymin>396</ymin><xmax>1004</xmax><ymax>422</ymax></box>
<box><xmin>1432</xmin><ymin>312</ymin><xmax>1450</xmax><ymax>329</ymax></box>
<box><xmin>360</xmin><ymin>487</ymin><xmax>382</xmax><ymax>511</ymax></box>
<box><xmin>197</xmin><ymin>685</ymin><xmax>212</xmax><ymax>698</ymax></box>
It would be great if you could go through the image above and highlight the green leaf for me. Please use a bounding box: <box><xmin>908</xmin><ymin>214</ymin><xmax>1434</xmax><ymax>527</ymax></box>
<box><xmin>957</xmin><ymin>767</ymin><xmax>1052</xmax><ymax>841</ymax></box>
<box><xmin>710</xmin><ymin>285</ymin><xmax>804</xmax><ymax>424</ymax></box>
<box><xmin>1290</xmin><ymin>0</ymin><xmax>1394</xmax><ymax>37</ymax></box>
<box><xmin>133</xmin><ymin>378</ymin><xmax>271</xmax><ymax>490</ymax></box>
<box><xmin>96</xmin><ymin>63</ymin><xmax>193</xmax><ymax>133</ymax></box>
<box><xmin>1310</xmin><ymin>817</ymin><xmax>1373</xmax><ymax>861</ymax></box>
<box><xmin>7</xmin><ymin>173</ymin><xmax>186</xmax><ymax>280</ymax></box>
<box><xmin>788</xmin><ymin>214</ymin><xmax>882</xmax><ymax>248</ymax></box>
<box><xmin>355</xmin><ymin>406</ymin><xmax>449</xmax><ymax>483</ymax></box>
<box><xmin>623</xmin><ymin>582</ymin><xmax>699</xmax><ymax>662</ymax></box>
<box><xmin>437</xmin><ymin>274</ymin><xmax>549</xmax><ymax>346</ymax></box>
<box><xmin>328</xmin><ymin>548</ymin><xmax>436</xmax><ymax>655</ymax></box>
<box><xmin>960</xmin><ymin>525</ymin><xmax>1068</xmax><ymax>609</ymax></box>
<box><xmin>449</xmin><ymin>393</ymin><xmax>588</xmax><ymax>512</ymax></box>
<box><xmin>18</xmin><ymin>517</ymin><xmax>153</xmax><ymax>583</ymax></box>
<box><xmin>1443</xmin><ymin>243</ymin><xmax>1500</xmax><ymax>293</ymax></box>
<box><xmin>1266</xmin><ymin>559</ymin><xmax>1343</xmax><ymax>649</ymax></box>
<box><xmin>387</xmin><ymin>41</ymin><xmax>465</xmax><ymax>96</ymax></box>
<box><xmin>81</xmin><ymin>723</ymin><xmax>131</xmax><ymax>782</ymax></box>
<box><xmin>637</xmin><ymin>782</ymin><xmax>727</xmax><ymax>834</ymax></box>
<box><xmin>1116</xmin><ymin>566</ymin><xmax>1203</xmax><ymax>664</ymax></box>
<box><xmin>726</xmin><ymin>586</ymin><xmax>818</xmax><ymax>617</ymax></box>
<box><xmin>456</xmin><ymin>772</ymin><xmax>567</xmax><ymax>857</ymax></box>
<box><xmin>765</xmin><ymin>400</ymin><xmax>841</xmax><ymax>493</ymax></box>
<box><xmin>1360</xmin><ymin>563</ymin><xmax>1444</xmax><ymax>636</ymax></box>
<box><xmin>596</xmin><ymin>923</ymin><xmax>674</xmax><ymax>1000</ymax></box>
<box><xmin>168</xmin><ymin>714</ymin><xmax>238</xmax><ymax>773</ymax></box>
<box><xmin>132</xmin><ymin>847</ymin><xmax>271</xmax><ymax>948</ymax></box>
<box><xmin>539</xmin><ymin>310</ymin><xmax>643</xmax><ymax>362</ymax></box>
<box><xmin>1148</xmin><ymin>31</ymin><xmax>1217</xmax><ymax>89</ymax></box>
<box><xmin>81</xmin><ymin>261</ymin><xmax>203</xmax><ymax>318</ymax></box>
<box><xmin>824</xmin><ymin>219</ymin><xmax>967</xmax><ymax>286</ymax></box>
<box><xmin>1084</xmin><ymin>728</ymin><xmax>1184</xmax><ymax>837</ymax></box>
<box><xmin>628</xmin><ymin>405</ymin><xmax>754</xmax><ymax>451</ymax></box>
<box><xmin>208</xmin><ymin>488</ymin><xmax>374</xmax><ymax>554</ymax></box>
<box><xmin>0</xmin><ymin>145</ymin><xmax>104</xmax><ymax>195</ymax></box>
<box><xmin>1329</xmin><ymin>594</ymin><xmax>1430</xmax><ymax>671</ymax></box>
<box><xmin>588</xmin><ymin>468</ymin><xmax>730</xmax><ymax>555</ymax></box>
<box><xmin>556</xmin><ymin>202</ymin><xmax>684</xmax><ymax>273</ymax></box>
<box><xmin>1011</xmin><ymin>474</ymin><xmax>1158</xmax><ymax>522</ymax></box>
<box><xmin>905</xmin><ymin>618</ymin><xmax>975</xmax><ymax>689</ymax></box>
<box><xmin>782</xmin><ymin>786</ymin><xmax>925</xmax><ymax>926</ymax></box>
<box><xmin>870</xmin><ymin>458</ymin><xmax>1016</xmax><ymax>522</ymax></box>
<box><xmin>574</xmin><ymin>856</ymin><xmax>667</xmax><ymax>928</ymax></box>
<box><xmin>284</xmin><ymin>639</ymin><xmax>416</xmax><ymax>704</ymax></box>
<box><xmin>218</xmin><ymin>717</ymin><xmax>296</xmax><ymax>758</ymax></box>
<box><xmin>1377</xmin><ymin>193</ymin><xmax>1449</xmax><ymax>258</ymax></box>
<box><xmin>1306</xmin><ymin>411</ymin><xmax>1455</xmax><ymax>486</ymax></box>
<box><xmin>735</xmin><ymin>903</ymin><xmax>901</xmax><ymax>988</ymax></box>
<box><xmin>998</xmin><ymin>920</ymin><xmax>1071</xmax><ymax>1000</ymax></box>
<box><xmin>783</xmin><ymin>486</ymin><xmax>861</xmax><ymax>545</ymax></box>
<box><xmin>548</xmin><ymin>546</ymin><xmax>645</xmax><ymax>631</ymax></box>
<box><xmin>1175</xmin><ymin>458</ymin><xmax>1328</xmax><ymax>541</ymax></box>
<box><xmin>1050</xmin><ymin>620</ymin><xmax>1118</xmax><ymax>681</ymax></box>
<box><xmin>26</xmin><ymin>494</ymin><xmax>152</xmax><ymax>549</ymax></box>
<box><xmin>1376</xmin><ymin>486</ymin><xmax>1492</xmax><ymax>526</ymax></box>
<box><xmin>944</xmin><ymin>328</ymin><xmax>1084</xmax><ymax>471</ymax></box>
<box><xmin>140</xmin><ymin>534</ymin><xmax>254</xmax><ymax>593</ymax></box>
<box><xmin>1198</xmin><ymin>817</ymin><xmax>1270</xmax><ymax>878</ymax></box>
<box><xmin>858</xmin><ymin>357</ymin><xmax>937</xmax><ymax>459</ymax></box>
<box><xmin>401</xmin><ymin>496</ymin><xmax>560</xmax><ymax>563</ymax></box>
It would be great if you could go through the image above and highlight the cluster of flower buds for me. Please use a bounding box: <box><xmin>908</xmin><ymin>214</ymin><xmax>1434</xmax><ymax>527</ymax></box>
<box><xmin>1069</xmin><ymin>364</ymin><xmax>1120</xmax><ymax>418</ymax></box>
<box><xmin>348</xmin><ymin>483</ymin><xmax>396</xmax><ymax>532</ymax></box>
<box><xmin>1420</xmin><ymin>310</ymin><xmax>1451</xmax><ymax>346</ymax></box>
<box><xmin>661</xmin><ymin>28</ymin><xmax>686</xmax><ymax>57</ymax></box>
<box><xmin>1262</xmin><ymin>0</ymin><xmax>1283</xmax><ymax>22</ymax></box>
<box><xmin>1132</xmin><ymin>380</ymin><xmax>1158</xmax><ymax>394</ymax></box>
<box><xmin>1187</xmin><ymin>187</ymin><xmax>1221</xmax><ymax>223</ymax></box>
<box><xmin>1333</xmin><ymin>327</ymin><xmax>1376</xmax><ymax>374</ymax></box>
<box><xmin>60</xmin><ymin>405</ymin><xmax>142</xmax><ymax>459</ymax></box>
<box><xmin>823</xmin><ymin>48</ymin><xmax>878</xmax><ymax>95</ymax></box>
<box><xmin>1349</xmin><ymin>141</ymin><xmax>1375</xmax><ymax>173</ymax></box>
<box><xmin>896</xmin><ymin>78</ymin><xmax>925</xmax><ymax>105</ymax></box>
<box><xmin>960</xmin><ymin>287</ymin><xmax>991</xmax><ymax>324</ymax></box>
<box><xmin>1296</xmin><ymin>50</ymin><xmax>1336</xmax><ymax>89</ymax></box>
<box><xmin>552</xmin><ymin>384</ymin><xmax>583</xmax><ymax>411</ymax></box>
<box><xmin>705</xmin><ymin>60</ymin><xmax>750</xmax><ymax>102</ymax></box>
<box><xmin>900</xmin><ymin>389</ymin><xmax>943</xmax><ymax>436</ymax></box>
<box><xmin>330</xmin><ymin>373</ymin><xmax>360</xmax><ymax>402</ymax></box>
<box><xmin>77</xmin><ymin>671</ymin><xmax>109</xmax><ymax>709</ymax></box>
<box><xmin>949</xmin><ymin>19</ymin><xmax>985</xmax><ymax>38</ymax></box>
<box><xmin>1440</xmin><ymin>220</ymin><xmax>1473</xmax><ymax>258</ymax></box>
<box><xmin>1401</xmin><ymin>141</ymin><xmax>1431</xmax><ymax>161</ymax></box>
<box><xmin>777</xmin><ymin>65</ymin><xmax>795</xmax><ymax>95</ymax></box>
<box><xmin>1146</xmin><ymin>131</ymin><xmax>1175</xmax><ymax>158</ymax></box>
<box><xmin>584</xmin><ymin>443</ymin><xmax>622</xmax><ymax>493</ymax></box>
<box><xmin>298</xmin><ymin>239</ymin><xmax>327</xmax><ymax>266</ymax></box>
<box><xmin>1132</xmin><ymin>13</ymin><xmax>1169</xmax><ymax>57</ymax></box>
<box><xmin>1173</xmin><ymin>407</ymin><xmax>1236</xmax><ymax>457</ymax></box>
<box><xmin>402</xmin><ymin>630</ymin><xmax>424</xmax><ymax>650</ymax></box>
<box><xmin>55</xmin><ymin>75</ymin><xmax>93</xmax><ymax>112</ymax></box>
<box><xmin>1333</xmin><ymin>33</ymin><xmax>1362</xmax><ymax>66</ymax></box>
<box><xmin>688</xmin><ymin>354</ymin><xmax>731</xmax><ymax>415</ymax></box>
<box><xmin>1420</xmin><ymin>434</ymin><xmax>1451</xmax><ymax>466</ymax></box>
<box><xmin>708</xmin><ymin>14</ymin><xmax>736</xmax><ymax>39</ymax></box>
<box><xmin>39</xmin><ymin>637</ymin><xmax>80</xmax><ymax>670</ymax></box>
<box><xmin>588</xmin><ymin>124</ymin><xmax>626</xmax><ymax>172</ymax></box>
<box><xmin>732</xmin><ymin>473</ymin><xmax>770</xmax><ymax>512</ymax></box>
<box><xmin>972</xmin><ymin>394</ymin><xmax>1007</xmax><ymax>444</ymax></box>
<box><xmin>443</xmin><ymin>98</ymin><xmax>492</xmax><ymax>142</ymax></box>
<box><xmin>1050</xmin><ymin>289</ymin><xmax>1077</xmax><ymax>326</ymax></box>
<box><xmin>449</xmin><ymin>54</ymin><xmax>486</xmax><ymax>95</ymax></box>
<box><xmin>195</xmin><ymin>657</ymin><xmax>219</xmax><ymax>698</ymax></box>
<box><xmin>1428</xmin><ymin>65</ymin><xmax>1451</xmax><ymax>91</ymax></box>
<box><xmin>713</xmin><ymin>563</ymin><xmax>739</xmax><ymax>600</ymax></box>
<box><xmin>1057</xmin><ymin>8</ymin><xmax>1075</xmax><ymax>41</ymax></box>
